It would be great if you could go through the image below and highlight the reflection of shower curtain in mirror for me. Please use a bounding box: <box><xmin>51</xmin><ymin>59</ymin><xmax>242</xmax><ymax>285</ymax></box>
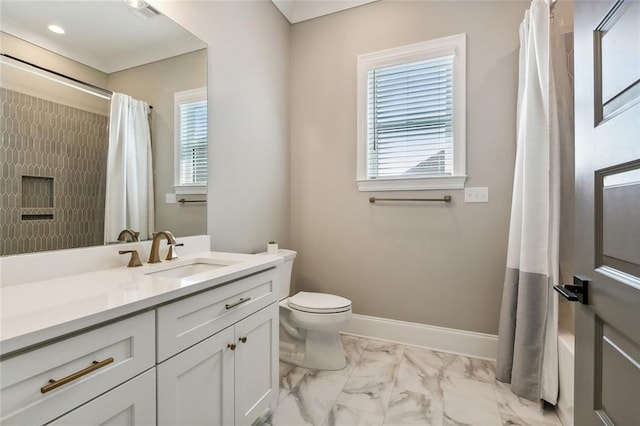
<box><xmin>104</xmin><ymin>93</ymin><xmax>154</xmax><ymax>243</ymax></box>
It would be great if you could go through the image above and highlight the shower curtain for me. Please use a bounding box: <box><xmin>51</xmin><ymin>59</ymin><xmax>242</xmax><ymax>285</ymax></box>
<box><xmin>496</xmin><ymin>0</ymin><xmax>572</xmax><ymax>404</ymax></box>
<box><xmin>104</xmin><ymin>93</ymin><xmax>154</xmax><ymax>243</ymax></box>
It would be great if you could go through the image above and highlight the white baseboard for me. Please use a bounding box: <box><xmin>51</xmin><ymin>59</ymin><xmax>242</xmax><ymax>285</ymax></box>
<box><xmin>342</xmin><ymin>314</ymin><xmax>498</xmax><ymax>360</ymax></box>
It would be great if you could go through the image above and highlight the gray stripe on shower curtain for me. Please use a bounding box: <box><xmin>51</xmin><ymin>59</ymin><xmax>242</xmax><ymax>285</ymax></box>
<box><xmin>496</xmin><ymin>267</ymin><xmax>548</xmax><ymax>401</ymax></box>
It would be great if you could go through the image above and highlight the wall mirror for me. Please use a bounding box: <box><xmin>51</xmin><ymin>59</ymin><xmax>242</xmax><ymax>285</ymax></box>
<box><xmin>0</xmin><ymin>0</ymin><xmax>208</xmax><ymax>256</ymax></box>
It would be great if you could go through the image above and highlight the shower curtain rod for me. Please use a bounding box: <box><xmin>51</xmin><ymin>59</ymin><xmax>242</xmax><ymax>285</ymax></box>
<box><xmin>0</xmin><ymin>53</ymin><xmax>153</xmax><ymax>108</ymax></box>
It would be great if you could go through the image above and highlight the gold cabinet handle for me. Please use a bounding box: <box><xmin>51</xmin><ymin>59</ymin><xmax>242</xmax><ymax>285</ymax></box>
<box><xmin>239</xmin><ymin>336</ymin><xmax>247</xmax><ymax>343</ymax></box>
<box><xmin>41</xmin><ymin>357</ymin><xmax>114</xmax><ymax>393</ymax></box>
<box><xmin>225</xmin><ymin>297</ymin><xmax>251</xmax><ymax>310</ymax></box>
<box><xmin>227</xmin><ymin>343</ymin><xmax>237</xmax><ymax>350</ymax></box>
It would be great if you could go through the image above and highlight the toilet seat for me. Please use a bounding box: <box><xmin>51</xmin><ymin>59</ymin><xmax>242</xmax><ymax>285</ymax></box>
<box><xmin>288</xmin><ymin>291</ymin><xmax>351</xmax><ymax>314</ymax></box>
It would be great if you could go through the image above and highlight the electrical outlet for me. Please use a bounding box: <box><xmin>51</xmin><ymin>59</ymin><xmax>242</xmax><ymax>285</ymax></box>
<box><xmin>464</xmin><ymin>187</ymin><xmax>489</xmax><ymax>203</ymax></box>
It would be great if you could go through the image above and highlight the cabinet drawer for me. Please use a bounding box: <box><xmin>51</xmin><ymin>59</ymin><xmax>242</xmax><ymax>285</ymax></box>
<box><xmin>0</xmin><ymin>311</ymin><xmax>155</xmax><ymax>425</ymax></box>
<box><xmin>48</xmin><ymin>369</ymin><xmax>156</xmax><ymax>426</ymax></box>
<box><xmin>157</xmin><ymin>268</ymin><xmax>277</xmax><ymax>361</ymax></box>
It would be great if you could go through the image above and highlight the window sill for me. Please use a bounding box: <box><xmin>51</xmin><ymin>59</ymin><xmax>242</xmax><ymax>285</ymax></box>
<box><xmin>356</xmin><ymin>175</ymin><xmax>467</xmax><ymax>192</ymax></box>
<box><xmin>174</xmin><ymin>185</ymin><xmax>207</xmax><ymax>195</ymax></box>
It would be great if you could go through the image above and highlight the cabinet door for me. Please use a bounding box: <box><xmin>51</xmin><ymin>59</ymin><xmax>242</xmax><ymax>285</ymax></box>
<box><xmin>47</xmin><ymin>369</ymin><xmax>155</xmax><ymax>426</ymax></box>
<box><xmin>234</xmin><ymin>303</ymin><xmax>279</xmax><ymax>426</ymax></box>
<box><xmin>157</xmin><ymin>327</ymin><xmax>235</xmax><ymax>426</ymax></box>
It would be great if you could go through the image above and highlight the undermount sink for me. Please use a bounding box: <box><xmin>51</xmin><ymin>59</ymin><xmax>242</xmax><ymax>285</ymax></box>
<box><xmin>145</xmin><ymin>258</ymin><xmax>239</xmax><ymax>279</ymax></box>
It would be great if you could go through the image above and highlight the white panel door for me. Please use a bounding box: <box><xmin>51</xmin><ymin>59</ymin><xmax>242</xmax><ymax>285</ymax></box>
<box><xmin>157</xmin><ymin>327</ymin><xmax>235</xmax><ymax>426</ymax></box>
<box><xmin>47</xmin><ymin>369</ymin><xmax>156</xmax><ymax>426</ymax></box>
<box><xmin>234</xmin><ymin>304</ymin><xmax>279</xmax><ymax>426</ymax></box>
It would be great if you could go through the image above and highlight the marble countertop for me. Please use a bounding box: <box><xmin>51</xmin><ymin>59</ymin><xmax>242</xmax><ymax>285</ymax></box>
<box><xmin>0</xmin><ymin>251</ymin><xmax>283</xmax><ymax>356</ymax></box>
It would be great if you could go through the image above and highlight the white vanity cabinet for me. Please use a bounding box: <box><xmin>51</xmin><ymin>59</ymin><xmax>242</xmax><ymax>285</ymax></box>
<box><xmin>0</xmin><ymin>262</ymin><xmax>281</xmax><ymax>426</ymax></box>
<box><xmin>156</xmin><ymin>269</ymin><xmax>279</xmax><ymax>426</ymax></box>
<box><xmin>0</xmin><ymin>311</ymin><xmax>155</xmax><ymax>425</ymax></box>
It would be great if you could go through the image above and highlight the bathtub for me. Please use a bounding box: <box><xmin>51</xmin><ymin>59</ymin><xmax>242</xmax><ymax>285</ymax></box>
<box><xmin>557</xmin><ymin>329</ymin><xmax>575</xmax><ymax>425</ymax></box>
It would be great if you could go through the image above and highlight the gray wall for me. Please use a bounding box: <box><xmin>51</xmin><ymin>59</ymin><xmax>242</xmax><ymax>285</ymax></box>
<box><xmin>156</xmin><ymin>0</ymin><xmax>569</xmax><ymax>336</ymax></box>
<box><xmin>107</xmin><ymin>50</ymin><xmax>208</xmax><ymax>238</ymax></box>
<box><xmin>289</xmin><ymin>1</ymin><xmax>528</xmax><ymax>335</ymax></box>
<box><xmin>154</xmin><ymin>1</ymin><xmax>291</xmax><ymax>254</ymax></box>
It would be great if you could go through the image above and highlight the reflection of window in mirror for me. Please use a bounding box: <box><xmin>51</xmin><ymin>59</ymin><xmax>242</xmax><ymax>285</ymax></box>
<box><xmin>174</xmin><ymin>87</ymin><xmax>208</xmax><ymax>195</ymax></box>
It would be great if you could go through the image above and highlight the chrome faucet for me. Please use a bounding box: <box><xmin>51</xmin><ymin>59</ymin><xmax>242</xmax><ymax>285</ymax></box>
<box><xmin>117</xmin><ymin>229</ymin><xmax>140</xmax><ymax>242</ymax></box>
<box><xmin>148</xmin><ymin>231</ymin><xmax>176</xmax><ymax>264</ymax></box>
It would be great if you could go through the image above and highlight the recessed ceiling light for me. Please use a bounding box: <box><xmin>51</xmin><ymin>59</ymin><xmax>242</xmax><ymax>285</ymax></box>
<box><xmin>124</xmin><ymin>0</ymin><xmax>147</xmax><ymax>9</ymax></box>
<box><xmin>48</xmin><ymin>25</ymin><xmax>65</xmax><ymax>34</ymax></box>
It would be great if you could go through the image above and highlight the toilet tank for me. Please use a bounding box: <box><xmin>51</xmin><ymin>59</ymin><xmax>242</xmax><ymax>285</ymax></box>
<box><xmin>275</xmin><ymin>249</ymin><xmax>297</xmax><ymax>300</ymax></box>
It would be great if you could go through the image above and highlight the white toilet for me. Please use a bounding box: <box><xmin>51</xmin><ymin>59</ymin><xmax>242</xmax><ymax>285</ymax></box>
<box><xmin>272</xmin><ymin>249</ymin><xmax>352</xmax><ymax>370</ymax></box>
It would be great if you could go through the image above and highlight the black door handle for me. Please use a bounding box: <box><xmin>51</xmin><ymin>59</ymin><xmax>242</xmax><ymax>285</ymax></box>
<box><xmin>553</xmin><ymin>275</ymin><xmax>589</xmax><ymax>305</ymax></box>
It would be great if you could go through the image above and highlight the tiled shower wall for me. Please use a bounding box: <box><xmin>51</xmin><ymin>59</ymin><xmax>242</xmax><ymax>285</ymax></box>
<box><xmin>0</xmin><ymin>88</ymin><xmax>108</xmax><ymax>256</ymax></box>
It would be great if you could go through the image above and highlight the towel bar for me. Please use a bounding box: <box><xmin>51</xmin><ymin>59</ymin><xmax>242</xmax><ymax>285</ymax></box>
<box><xmin>369</xmin><ymin>196</ymin><xmax>451</xmax><ymax>203</ymax></box>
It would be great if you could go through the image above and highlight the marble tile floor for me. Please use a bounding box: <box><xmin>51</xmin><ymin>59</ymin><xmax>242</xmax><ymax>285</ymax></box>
<box><xmin>271</xmin><ymin>334</ymin><xmax>562</xmax><ymax>426</ymax></box>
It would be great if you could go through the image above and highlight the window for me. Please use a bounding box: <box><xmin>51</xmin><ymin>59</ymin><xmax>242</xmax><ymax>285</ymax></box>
<box><xmin>356</xmin><ymin>34</ymin><xmax>466</xmax><ymax>191</ymax></box>
<box><xmin>174</xmin><ymin>87</ymin><xmax>207</xmax><ymax>194</ymax></box>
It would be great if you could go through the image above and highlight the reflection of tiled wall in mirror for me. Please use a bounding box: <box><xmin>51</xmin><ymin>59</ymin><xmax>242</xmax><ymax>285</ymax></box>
<box><xmin>0</xmin><ymin>88</ymin><xmax>108</xmax><ymax>255</ymax></box>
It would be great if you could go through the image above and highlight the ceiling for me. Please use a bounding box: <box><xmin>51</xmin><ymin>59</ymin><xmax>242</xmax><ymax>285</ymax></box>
<box><xmin>0</xmin><ymin>0</ymin><xmax>376</xmax><ymax>74</ymax></box>
<box><xmin>272</xmin><ymin>0</ymin><xmax>378</xmax><ymax>24</ymax></box>
<box><xmin>0</xmin><ymin>0</ymin><xmax>206</xmax><ymax>74</ymax></box>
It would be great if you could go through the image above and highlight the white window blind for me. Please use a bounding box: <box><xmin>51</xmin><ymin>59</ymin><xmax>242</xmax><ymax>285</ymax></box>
<box><xmin>356</xmin><ymin>34</ymin><xmax>466</xmax><ymax>192</ymax></box>
<box><xmin>367</xmin><ymin>56</ymin><xmax>453</xmax><ymax>179</ymax></box>
<box><xmin>178</xmin><ymin>99</ymin><xmax>207</xmax><ymax>185</ymax></box>
<box><xmin>174</xmin><ymin>87</ymin><xmax>207</xmax><ymax>193</ymax></box>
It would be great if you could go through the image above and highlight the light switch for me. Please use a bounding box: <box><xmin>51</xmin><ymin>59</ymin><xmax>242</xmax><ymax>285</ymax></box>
<box><xmin>165</xmin><ymin>193</ymin><xmax>177</xmax><ymax>204</ymax></box>
<box><xmin>464</xmin><ymin>187</ymin><xmax>489</xmax><ymax>203</ymax></box>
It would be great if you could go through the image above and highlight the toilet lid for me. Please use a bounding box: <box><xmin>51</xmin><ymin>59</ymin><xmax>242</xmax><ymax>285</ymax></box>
<box><xmin>288</xmin><ymin>291</ymin><xmax>352</xmax><ymax>314</ymax></box>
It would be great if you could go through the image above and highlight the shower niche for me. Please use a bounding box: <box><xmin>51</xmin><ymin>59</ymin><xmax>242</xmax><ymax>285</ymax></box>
<box><xmin>21</xmin><ymin>175</ymin><xmax>54</xmax><ymax>220</ymax></box>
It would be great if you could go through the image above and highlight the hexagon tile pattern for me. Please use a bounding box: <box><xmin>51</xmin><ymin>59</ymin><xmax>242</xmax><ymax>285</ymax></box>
<box><xmin>0</xmin><ymin>87</ymin><xmax>109</xmax><ymax>256</ymax></box>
